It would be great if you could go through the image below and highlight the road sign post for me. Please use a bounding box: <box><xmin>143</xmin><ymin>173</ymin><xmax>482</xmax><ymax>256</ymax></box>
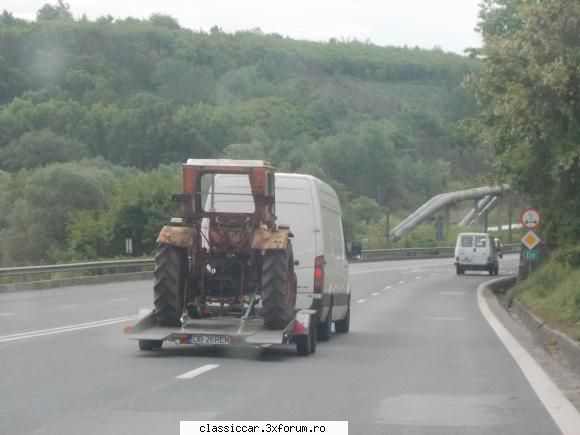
<box><xmin>520</xmin><ymin>208</ymin><xmax>542</xmax><ymax>278</ymax></box>
<box><xmin>523</xmin><ymin>249</ymin><xmax>539</xmax><ymax>261</ymax></box>
<box><xmin>520</xmin><ymin>208</ymin><xmax>542</xmax><ymax>230</ymax></box>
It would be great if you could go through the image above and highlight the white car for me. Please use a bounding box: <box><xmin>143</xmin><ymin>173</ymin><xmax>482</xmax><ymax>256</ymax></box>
<box><xmin>454</xmin><ymin>232</ymin><xmax>500</xmax><ymax>276</ymax></box>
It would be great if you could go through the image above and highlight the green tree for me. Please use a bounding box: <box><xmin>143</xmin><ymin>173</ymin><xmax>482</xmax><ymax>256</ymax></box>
<box><xmin>0</xmin><ymin>129</ymin><xmax>89</xmax><ymax>171</ymax></box>
<box><xmin>464</xmin><ymin>0</ymin><xmax>580</xmax><ymax>246</ymax></box>
<box><xmin>36</xmin><ymin>1</ymin><xmax>72</xmax><ymax>21</ymax></box>
<box><xmin>0</xmin><ymin>161</ymin><xmax>117</xmax><ymax>265</ymax></box>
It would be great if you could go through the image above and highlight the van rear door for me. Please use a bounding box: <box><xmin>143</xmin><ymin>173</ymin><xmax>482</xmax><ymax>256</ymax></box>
<box><xmin>275</xmin><ymin>176</ymin><xmax>318</xmax><ymax>310</ymax></box>
<box><xmin>473</xmin><ymin>235</ymin><xmax>489</xmax><ymax>266</ymax></box>
<box><xmin>457</xmin><ymin>234</ymin><xmax>474</xmax><ymax>264</ymax></box>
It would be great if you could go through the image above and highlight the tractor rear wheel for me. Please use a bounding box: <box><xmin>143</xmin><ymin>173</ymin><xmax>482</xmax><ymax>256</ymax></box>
<box><xmin>261</xmin><ymin>243</ymin><xmax>297</xmax><ymax>330</ymax></box>
<box><xmin>153</xmin><ymin>244</ymin><xmax>188</xmax><ymax>327</ymax></box>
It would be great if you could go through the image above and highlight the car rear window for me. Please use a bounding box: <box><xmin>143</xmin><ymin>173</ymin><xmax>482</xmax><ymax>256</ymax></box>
<box><xmin>460</xmin><ymin>235</ymin><xmax>473</xmax><ymax>247</ymax></box>
<box><xmin>475</xmin><ymin>236</ymin><xmax>487</xmax><ymax>247</ymax></box>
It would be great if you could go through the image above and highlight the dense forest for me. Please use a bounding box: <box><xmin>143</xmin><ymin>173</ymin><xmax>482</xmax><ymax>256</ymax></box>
<box><xmin>0</xmin><ymin>2</ymin><xmax>484</xmax><ymax>266</ymax></box>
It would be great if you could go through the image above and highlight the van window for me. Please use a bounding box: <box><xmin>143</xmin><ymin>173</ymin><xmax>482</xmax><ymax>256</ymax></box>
<box><xmin>475</xmin><ymin>236</ymin><xmax>487</xmax><ymax>248</ymax></box>
<box><xmin>321</xmin><ymin>206</ymin><xmax>345</xmax><ymax>259</ymax></box>
<box><xmin>460</xmin><ymin>235</ymin><xmax>474</xmax><ymax>248</ymax></box>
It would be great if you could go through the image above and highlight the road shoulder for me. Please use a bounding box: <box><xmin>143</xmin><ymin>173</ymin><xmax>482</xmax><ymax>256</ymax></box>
<box><xmin>480</xmin><ymin>278</ymin><xmax>580</xmax><ymax>416</ymax></box>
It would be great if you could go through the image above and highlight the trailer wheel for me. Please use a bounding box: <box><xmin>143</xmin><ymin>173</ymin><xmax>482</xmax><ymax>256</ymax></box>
<box><xmin>153</xmin><ymin>244</ymin><xmax>188</xmax><ymax>327</ymax></box>
<box><xmin>138</xmin><ymin>339</ymin><xmax>163</xmax><ymax>351</ymax></box>
<box><xmin>334</xmin><ymin>301</ymin><xmax>350</xmax><ymax>334</ymax></box>
<box><xmin>317</xmin><ymin>303</ymin><xmax>332</xmax><ymax>341</ymax></box>
<box><xmin>261</xmin><ymin>242</ymin><xmax>296</xmax><ymax>330</ymax></box>
<box><xmin>296</xmin><ymin>319</ymin><xmax>317</xmax><ymax>356</ymax></box>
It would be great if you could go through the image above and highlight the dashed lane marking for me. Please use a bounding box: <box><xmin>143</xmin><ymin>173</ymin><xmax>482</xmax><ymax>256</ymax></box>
<box><xmin>0</xmin><ymin>312</ymin><xmax>15</xmax><ymax>317</ymax></box>
<box><xmin>384</xmin><ymin>286</ymin><xmax>392</xmax><ymax>290</ymax></box>
<box><xmin>397</xmin><ymin>280</ymin><xmax>406</xmax><ymax>285</ymax></box>
<box><xmin>0</xmin><ymin>316</ymin><xmax>136</xmax><ymax>343</ymax></box>
<box><xmin>177</xmin><ymin>364</ymin><xmax>220</xmax><ymax>380</ymax></box>
<box><xmin>371</xmin><ymin>292</ymin><xmax>379</xmax><ymax>296</ymax></box>
<box><xmin>421</xmin><ymin>316</ymin><xmax>465</xmax><ymax>321</ymax></box>
<box><xmin>57</xmin><ymin>305</ymin><xmax>77</xmax><ymax>309</ymax></box>
<box><xmin>357</xmin><ymin>299</ymin><xmax>366</xmax><ymax>304</ymax></box>
<box><xmin>111</xmin><ymin>297</ymin><xmax>130</xmax><ymax>302</ymax></box>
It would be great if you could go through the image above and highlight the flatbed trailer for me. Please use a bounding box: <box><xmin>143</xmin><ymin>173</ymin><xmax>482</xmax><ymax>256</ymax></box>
<box><xmin>124</xmin><ymin>308</ymin><xmax>317</xmax><ymax>356</ymax></box>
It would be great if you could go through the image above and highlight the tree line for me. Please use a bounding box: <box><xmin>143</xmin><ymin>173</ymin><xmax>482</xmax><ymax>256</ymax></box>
<box><xmin>0</xmin><ymin>3</ymin><xmax>484</xmax><ymax>266</ymax></box>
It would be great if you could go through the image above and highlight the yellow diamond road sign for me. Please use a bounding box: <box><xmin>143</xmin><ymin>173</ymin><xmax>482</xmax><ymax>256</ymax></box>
<box><xmin>522</xmin><ymin>231</ymin><xmax>541</xmax><ymax>250</ymax></box>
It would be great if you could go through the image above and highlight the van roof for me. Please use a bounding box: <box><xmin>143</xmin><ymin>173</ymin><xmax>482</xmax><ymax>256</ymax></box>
<box><xmin>185</xmin><ymin>159</ymin><xmax>271</xmax><ymax>168</ymax></box>
<box><xmin>457</xmin><ymin>232</ymin><xmax>491</xmax><ymax>237</ymax></box>
<box><xmin>277</xmin><ymin>172</ymin><xmax>335</xmax><ymax>192</ymax></box>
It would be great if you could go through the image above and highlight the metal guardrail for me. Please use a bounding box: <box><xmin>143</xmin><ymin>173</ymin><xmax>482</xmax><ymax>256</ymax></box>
<box><xmin>0</xmin><ymin>259</ymin><xmax>154</xmax><ymax>282</ymax></box>
<box><xmin>0</xmin><ymin>244</ymin><xmax>521</xmax><ymax>284</ymax></box>
<box><xmin>360</xmin><ymin>243</ymin><xmax>521</xmax><ymax>262</ymax></box>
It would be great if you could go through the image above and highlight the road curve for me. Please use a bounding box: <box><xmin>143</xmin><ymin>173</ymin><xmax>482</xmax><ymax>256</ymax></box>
<box><xmin>0</xmin><ymin>254</ymin><xmax>564</xmax><ymax>434</ymax></box>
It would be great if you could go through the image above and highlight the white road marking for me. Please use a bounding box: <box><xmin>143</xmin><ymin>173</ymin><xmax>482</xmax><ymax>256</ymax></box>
<box><xmin>57</xmin><ymin>305</ymin><xmax>77</xmax><ymax>309</ymax></box>
<box><xmin>421</xmin><ymin>316</ymin><xmax>465</xmax><ymax>321</ymax></box>
<box><xmin>415</xmin><ymin>276</ymin><xmax>423</xmax><ymax>280</ymax></box>
<box><xmin>349</xmin><ymin>261</ymin><xmax>451</xmax><ymax>275</ymax></box>
<box><xmin>384</xmin><ymin>286</ymin><xmax>392</xmax><ymax>290</ymax></box>
<box><xmin>440</xmin><ymin>291</ymin><xmax>465</xmax><ymax>296</ymax></box>
<box><xmin>177</xmin><ymin>364</ymin><xmax>220</xmax><ymax>379</ymax></box>
<box><xmin>111</xmin><ymin>297</ymin><xmax>130</xmax><ymax>302</ymax></box>
<box><xmin>357</xmin><ymin>299</ymin><xmax>366</xmax><ymax>304</ymax></box>
<box><xmin>478</xmin><ymin>281</ymin><xmax>580</xmax><ymax>435</ymax></box>
<box><xmin>371</xmin><ymin>292</ymin><xmax>379</xmax><ymax>296</ymax></box>
<box><xmin>397</xmin><ymin>280</ymin><xmax>406</xmax><ymax>285</ymax></box>
<box><xmin>0</xmin><ymin>312</ymin><xmax>15</xmax><ymax>317</ymax></box>
<box><xmin>0</xmin><ymin>316</ymin><xmax>136</xmax><ymax>343</ymax></box>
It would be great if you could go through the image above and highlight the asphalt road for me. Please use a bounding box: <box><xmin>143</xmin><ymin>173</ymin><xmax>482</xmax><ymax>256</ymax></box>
<box><xmin>0</xmin><ymin>254</ymin><xmax>564</xmax><ymax>434</ymax></box>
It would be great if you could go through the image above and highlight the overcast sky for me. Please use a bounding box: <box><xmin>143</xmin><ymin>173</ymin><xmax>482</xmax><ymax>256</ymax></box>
<box><xmin>4</xmin><ymin>1</ymin><xmax>483</xmax><ymax>54</ymax></box>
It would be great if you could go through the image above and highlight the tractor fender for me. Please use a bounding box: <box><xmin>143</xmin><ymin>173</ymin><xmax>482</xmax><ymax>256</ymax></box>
<box><xmin>251</xmin><ymin>228</ymin><xmax>291</xmax><ymax>251</ymax></box>
<box><xmin>157</xmin><ymin>225</ymin><xmax>195</xmax><ymax>248</ymax></box>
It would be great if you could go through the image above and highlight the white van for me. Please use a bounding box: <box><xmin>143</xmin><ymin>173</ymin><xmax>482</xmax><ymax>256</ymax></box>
<box><xmin>206</xmin><ymin>173</ymin><xmax>351</xmax><ymax>340</ymax></box>
<box><xmin>454</xmin><ymin>232</ymin><xmax>499</xmax><ymax>276</ymax></box>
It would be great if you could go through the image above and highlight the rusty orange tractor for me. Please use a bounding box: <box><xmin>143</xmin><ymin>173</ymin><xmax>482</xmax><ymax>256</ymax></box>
<box><xmin>153</xmin><ymin>159</ymin><xmax>297</xmax><ymax>329</ymax></box>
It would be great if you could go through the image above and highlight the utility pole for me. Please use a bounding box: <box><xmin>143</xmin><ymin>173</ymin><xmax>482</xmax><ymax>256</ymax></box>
<box><xmin>508</xmin><ymin>199</ymin><xmax>513</xmax><ymax>244</ymax></box>
<box><xmin>444</xmin><ymin>205</ymin><xmax>450</xmax><ymax>240</ymax></box>
<box><xmin>385</xmin><ymin>208</ymin><xmax>391</xmax><ymax>248</ymax></box>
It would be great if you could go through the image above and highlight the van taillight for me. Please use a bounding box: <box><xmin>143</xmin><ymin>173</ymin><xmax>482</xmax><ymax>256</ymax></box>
<box><xmin>314</xmin><ymin>255</ymin><xmax>325</xmax><ymax>294</ymax></box>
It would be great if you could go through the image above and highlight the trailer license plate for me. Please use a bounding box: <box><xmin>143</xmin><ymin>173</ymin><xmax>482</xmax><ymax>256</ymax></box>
<box><xmin>188</xmin><ymin>335</ymin><xmax>230</xmax><ymax>345</ymax></box>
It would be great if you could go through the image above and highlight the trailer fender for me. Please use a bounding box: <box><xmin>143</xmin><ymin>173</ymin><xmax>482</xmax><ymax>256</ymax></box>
<box><xmin>157</xmin><ymin>225</ymin><xmax>195</xmax><ymax>248</ymax></box>
<box><xmin>292</xmin><ymin>310</ymin><xmax>316</xmax><ymax>336</ymax></box>
<box><xmin>251</xmin><ymin>228</ymin><xmax>291</xmax><ymax>251</ymax></box>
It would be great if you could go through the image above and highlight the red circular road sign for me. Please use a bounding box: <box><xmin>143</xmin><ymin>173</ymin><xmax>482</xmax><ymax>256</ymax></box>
<box><xmin>520</xmin><ymin>208</ymin><xmax>542</xmax><ymax>230</ymax></box>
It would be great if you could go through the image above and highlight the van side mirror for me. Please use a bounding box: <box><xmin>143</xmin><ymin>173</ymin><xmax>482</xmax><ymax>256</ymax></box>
<box><xmin>349</xmin><ymin>241</ymin><xmax>362</xmax><ymax>259</ymax></box>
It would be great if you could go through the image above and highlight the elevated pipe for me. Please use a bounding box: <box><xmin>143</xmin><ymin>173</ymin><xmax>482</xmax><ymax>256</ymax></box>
<box><xmin>458</xmin><ymin>195</ymin><xmax>493</xmax><ymax>226</ymax></box>
<box><xmin>390</xmin><ymin>185</ymin><xmax>510</xmax><ymax>241</ymax></box>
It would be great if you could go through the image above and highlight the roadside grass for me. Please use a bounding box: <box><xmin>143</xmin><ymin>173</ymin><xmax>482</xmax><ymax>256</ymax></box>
<box><xmin>511</xmin><ymin>247</ymin><xmax>580</xmax><ymax>342</ymax></box>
